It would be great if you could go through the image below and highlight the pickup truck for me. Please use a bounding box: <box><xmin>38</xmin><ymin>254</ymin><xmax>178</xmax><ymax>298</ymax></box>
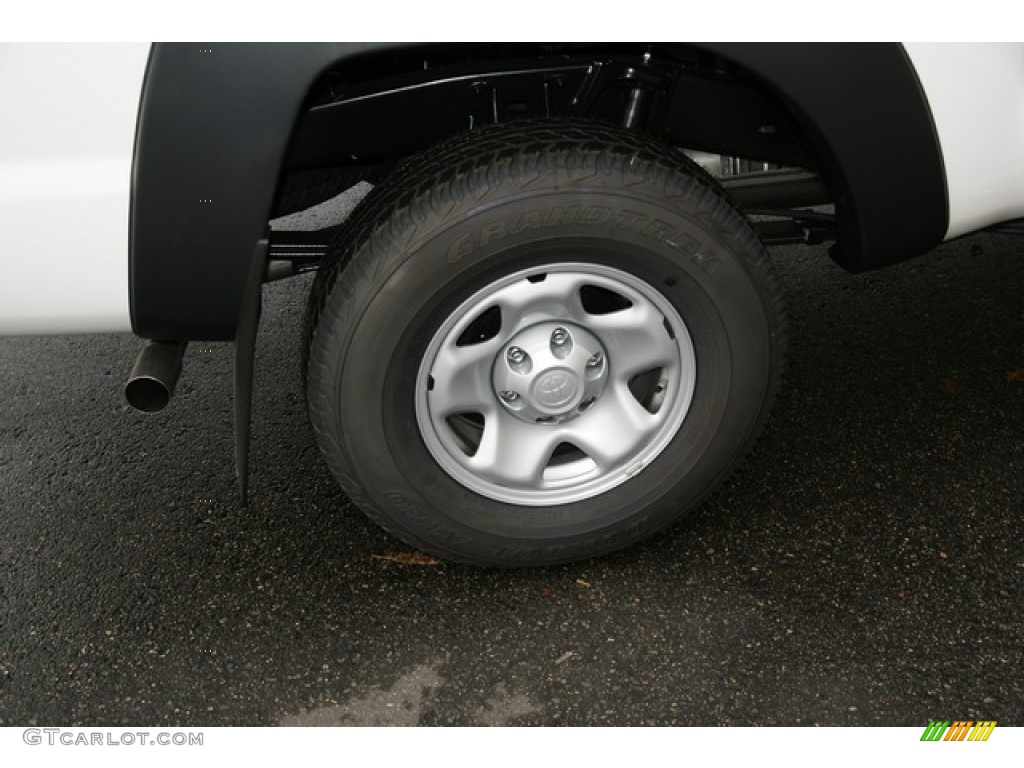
<box><xmin>2</xmin><ymin>43</ymin><xmax>1022</xmax><ymax>566</ymax></box>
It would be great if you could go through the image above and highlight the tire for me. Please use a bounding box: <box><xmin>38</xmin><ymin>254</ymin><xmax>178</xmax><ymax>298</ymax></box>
<box><xmin>305</xmin><ymin>121</ymin><xmax>785</xmax><ymax>567</ymax></box>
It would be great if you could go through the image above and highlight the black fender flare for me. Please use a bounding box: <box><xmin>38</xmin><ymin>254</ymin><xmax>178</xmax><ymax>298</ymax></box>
<box><xmin>130</xmin><ymin>42</ymin><xmax>947</xmax><ymax>340</ymax></box>
<box><xmin>130</xmin><ymin>43</ymin><xmax>395</xmax><ymax>340</ymax></box>
<box><xmin>701</xmin><ymin>42</ymin><xmax>947</xmax><ymax>273</ymax></box>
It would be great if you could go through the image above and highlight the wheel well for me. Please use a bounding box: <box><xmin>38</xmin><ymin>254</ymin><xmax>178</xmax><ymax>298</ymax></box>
<box><xmin>274</xmin><ymin>42</ymin><xmax>948</xmax><ymax>275</ymax></box>
<box><xmin>273</xmin><ymin>43</ymin><xmax>819</xmax><ymax>216</ymax></box>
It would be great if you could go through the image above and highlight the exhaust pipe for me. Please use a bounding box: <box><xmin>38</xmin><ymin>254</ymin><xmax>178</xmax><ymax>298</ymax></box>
<box><xmin>125</xmin><ymin>341</ymin><xmax>187</xmax><ymax>413</ymax></box>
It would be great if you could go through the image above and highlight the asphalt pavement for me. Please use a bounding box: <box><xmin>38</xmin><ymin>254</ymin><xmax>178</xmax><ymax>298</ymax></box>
<box><xmin>0</xmin><ymin>229</ymin><xmax>1021</xmax><ymax>726</ymax></box>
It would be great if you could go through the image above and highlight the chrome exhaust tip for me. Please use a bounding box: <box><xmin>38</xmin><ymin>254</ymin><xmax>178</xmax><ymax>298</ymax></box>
<box><xmin>125</xmin><ymin>340</ymin><xmax>187</xmax><ymax>413</ymax></box>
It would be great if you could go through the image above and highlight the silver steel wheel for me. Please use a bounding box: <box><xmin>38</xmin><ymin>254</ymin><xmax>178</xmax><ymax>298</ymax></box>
<box><xmin>415</xmin><ymin>263</ymin><xmax>697</xmax><ymax>505</ymax></box>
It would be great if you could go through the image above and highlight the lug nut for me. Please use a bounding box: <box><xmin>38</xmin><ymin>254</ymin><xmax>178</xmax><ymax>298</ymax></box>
<box><xmin>551</xmin><ymin>327</ymin><xmax>569</xmax><ymax>345</ymax></box>
<box><xmin>507</xmin><ymin>347</ymin><xmax>526</xmax><ymax>364</ymax></box>
<box><xmin>586</xmin><ymin>352</ymin><xmax>604</xmax><ymax>368</ymax></box>
<box><xmin>500</xmin><ymin>391</ymin><xmax>519</xmax><ymax>402</ymax></box>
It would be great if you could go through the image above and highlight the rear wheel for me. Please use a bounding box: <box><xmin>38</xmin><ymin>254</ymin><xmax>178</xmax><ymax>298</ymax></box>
<box><xmin>305</xmin><ymin>121</ymin><xmax>785</xmax><ymax>566</ymax></box>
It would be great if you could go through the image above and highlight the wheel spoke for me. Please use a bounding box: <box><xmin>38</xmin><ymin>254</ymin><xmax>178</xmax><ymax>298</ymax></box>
<box><xmin>588</xmin><ymin>301</ymin><xmax>679</xmax><ymax>379</ymax></box>
<box><xmin>563</xmin><ymin>383</ymin><xmax>658</xmax><ymax>470</ymax></box>
<box><xmin>469</xmin><ymin>411</ymin><xmax>560</xmax><ymax>488</ymax></box>
<box><xmin>491</xmin><ymin>272</ymin><xmax>589</xmax><ymax>331</ymax></box>
<box><xmin>427</xmin><ymin>338</ymin><xmax>499</xmax><ymax>416</ymax></box>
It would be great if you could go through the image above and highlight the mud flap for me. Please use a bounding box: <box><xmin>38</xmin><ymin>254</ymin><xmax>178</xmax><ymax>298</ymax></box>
<box><xmin>234</xmin><ymin>238</ymin><xmax>268</xmax><ymax>504</ymax></box>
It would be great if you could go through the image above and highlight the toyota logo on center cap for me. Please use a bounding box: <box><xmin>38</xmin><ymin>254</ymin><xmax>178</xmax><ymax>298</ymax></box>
<box><xmin>534</xmin><ymin>371</ymin><xmax>578</xmax><ymax>408</ymax></box>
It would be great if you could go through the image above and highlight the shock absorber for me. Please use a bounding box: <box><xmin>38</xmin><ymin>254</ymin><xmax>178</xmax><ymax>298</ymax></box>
<box><xmin>620</xmin><ymin>52</ymin><xmax>670</xmax><ymax>130</ymax></box>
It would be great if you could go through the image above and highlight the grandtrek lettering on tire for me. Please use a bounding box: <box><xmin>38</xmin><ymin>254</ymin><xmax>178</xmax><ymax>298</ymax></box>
<box><xmin>305</xmin><ymin>120</ymin><xmax>785</xmax><ymax>566</ymax></box>
<box><xmin>449</xmin><ymin>205</ymin><xmax>616</xmax><ymax>262</ymax></box>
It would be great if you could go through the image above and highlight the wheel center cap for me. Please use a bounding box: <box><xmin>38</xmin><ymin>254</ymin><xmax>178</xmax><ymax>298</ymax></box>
<box><xmin>492</xmin><ymin>321</ymin><xmax>609</xmax><ymax>424</ymax></box>
<box><xmin>532</xmin><ymin>370</ymin><xmax>580</xmax><ymax>410</ymax></box>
